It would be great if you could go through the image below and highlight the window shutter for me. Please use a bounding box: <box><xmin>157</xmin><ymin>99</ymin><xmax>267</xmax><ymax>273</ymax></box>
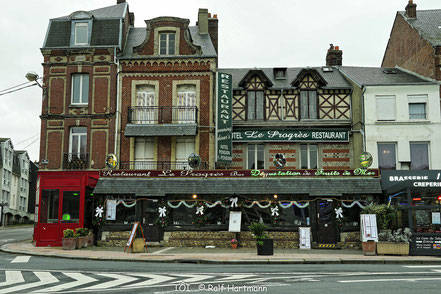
<box><xmin>82</xmin><ymin>75</ymin><xmax>89</xmax><ymax>103</ymax></box>
<box><xmin>309</xmin><ymin>91</ymin><xmax>317</xmax><ymax>119</ymax></box>
<box><xmin>256</xmin><ymin>91</ymin><xmax>264</xmax><ymax>120</ymax></box>
<box><xmin>300</xmin><ymin>91</ymin><xmax>308</xmax><ymax>119</ymax></box>
<box><xmin>376</xmin><ymin>96</ymin><xmax>396</xmax><ymax>121</ymax></box>
<box><xmin>247</xmin><ymin>91</ymin><xmax>255</xmax><ymax>120</ymax></box>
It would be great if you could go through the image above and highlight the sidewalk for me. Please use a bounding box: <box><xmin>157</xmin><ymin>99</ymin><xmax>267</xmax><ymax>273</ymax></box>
<box><xmin>2</xmin><ymin>241</ymin><xmax>441</xmax><ymax>264</ymax></box>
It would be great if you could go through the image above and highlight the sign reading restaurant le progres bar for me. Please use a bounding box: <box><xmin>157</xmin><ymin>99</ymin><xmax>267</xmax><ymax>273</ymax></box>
<box><xmin>232</xmin><ymin>129</ymin><xmax>349</xmax><ymax>142</ymax></box>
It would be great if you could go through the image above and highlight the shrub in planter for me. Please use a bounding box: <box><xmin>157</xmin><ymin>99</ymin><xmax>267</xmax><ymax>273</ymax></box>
<box><xmin>361</xmin><ymin>204</ymin><xmax>397</xmax><ymax>230</ymax></box>
<box><xmin>377</xmin><ymin>228</ymin><xmax>412</xmax><ymax>255</ymax></box>
<box><xmin>248</xmin><ymin>222</ymin><xmax>273</xmax><ymax>256</ymax></box>
<box><xmin>87</xmin><ymin>231</ymin><xmax>94</xmax><ymax>247</ymax></box>
<box><xmin>62</xmin><ymin>229</ymin><xmax>76</xmax><ymax>250</ymax></box>
<box><xmin>75</xmin><ymin>228</ymin><xmax>89</xmax><ymax>248</ymax></box>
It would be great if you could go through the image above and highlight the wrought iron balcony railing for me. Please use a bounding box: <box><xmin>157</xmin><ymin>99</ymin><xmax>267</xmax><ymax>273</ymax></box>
<box><xmin>128</xmin><ymin>106</ymin><xmax>198</xmax><ymax>124</ymax></box>
<box><xmin>119</xmin><ymin>160</ymin><xmax>208</xmax><ymax>170</ymax></box>
<box><xmin>63</xmin><ymin>153</ymin><xmax>89</xmax><ymax>170</ymax></box>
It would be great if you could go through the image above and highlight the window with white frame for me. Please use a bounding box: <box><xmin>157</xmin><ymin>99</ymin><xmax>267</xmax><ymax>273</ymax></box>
<box><xmin>136</xmin><ymin>87</ymin><xmax>156</xmax><ymax>124</ymax></box>
<box><xmin>378</xmin><ymin>143</ymin><xmax>396</xmax><ymax>170</ymax></box>
<box><xmin>410</xmin><ymin>142</ymin><xmax>429</xmax><ymax>170</ymax></box>
<box><xmin>247</xmin><ymin>144</ymin><xmax>265</xmax><ymax>169</ymax></box>
<box><xmin>300</xmin><ymin>144</ymin><xmax>318</xmax><ymax>169</ymax></box>
<box><xmin>376</xmin><ymin>96</ymin><xmax>396</xmax><ymax>121</ymax></box>
<box><xmin>159</xmin><ymin>32</ymin><xmax>176</xmax><ymax>55</ymax></box>
<box><xmin>134</xmin><ymin>138</ymin><xmax>154</xmax><ymax>169</ymax></box>
<box><xmin>300</xmin><ymin>91</ymin><xmax>318</xmax><ymax>119</ymax></box>
<box><xmin>74</xmin><ymin>22</ymin><xmax>89</xmax><ymax>45</ymax></box>
<box><xmin>71</xmin><ymin>74</ymin><xmax>89</xmax><ymax>105</ymax></box>
<box><xmin>176</xmin><ymin>137</ymin><xmax>195</xmax><ymax>169</ymax></box>
<box><xmin>408</xmin><ymin>95</ymin><xmax>428</xmax><ymax>120</ymax></box>
<box><xmin>69</xmin><ymin>127</ymin><xmax>87</xmax><ymax>156</ymax></box>
<box><xmin>177</xmin><ymin>85</ymin><xmax>196</xmax><ymax>123</ymax></box>
<box><xmin>247</xmin><ymin>91</ymin><xmax>264</xmax><ymax>120</ymax></box>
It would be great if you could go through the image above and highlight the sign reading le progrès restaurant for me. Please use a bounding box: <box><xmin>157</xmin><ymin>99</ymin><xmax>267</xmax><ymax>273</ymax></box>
<box><xmin>216</xmin><ymin>72</ymin><xmax>233</xmax><ymax>164</ymax></box>
<box><xmin>233</xmin><ymin>129</ymin><xmax>349</xmax><ymax>142</ymax></box>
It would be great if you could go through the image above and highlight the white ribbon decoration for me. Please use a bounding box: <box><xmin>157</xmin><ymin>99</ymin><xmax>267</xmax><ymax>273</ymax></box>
<box><xmin>341</xmin><ymin>201</ymin><xmax>370</xmax><ymax>209</ymax></box>
<box><xmin>167</xmin><ymin>201</ymin><xmax>196</xmax><ymax>209</ymax></box>
<box><xmin>205</xmin><ymin>201</ymin><xmax>223</xmax><ymax>208</ymax></box>
<box><xmin>196</xmin><ymin>206</ymin><xmax>204</xmax><ymax>215</ymax></box>
<box><xmin>271</xmin><ymin>206</ymin><xmax>279</xmax><ymax>217</ymax></box>
<box><xmin>230</xmin><ymin>197</ymin><xmax>239</xmax><ymax>208</ymax></box>
<box><xmin>158</xmin><ymin>206</ymin><xmax>167</xmax><ymax>218</ymax></box>
<box><xmin>116</xmin><ymin>200</ymin><xmax>136</xmax><ymax>208</ymax></box>
<box><xmin>95</xmin><ymin>206</ymin><xmax>104</xmax><ymax>218</ymax></box>
<box><xmin>335</xmin><ymin>207</ymin><xmax>344</xmax><ymax>219</ymax></box>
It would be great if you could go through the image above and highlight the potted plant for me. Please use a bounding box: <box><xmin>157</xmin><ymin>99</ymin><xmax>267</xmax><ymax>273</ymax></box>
<box><xmin>87</xmin><ymin>229</ymin><xmax>94</xmax><ymax>247</ymax></box>
<box><xmin>248</xmin><ymin>222</ymin><xmax>273</xmax><ymax>255</ymax></box>
<box><xmin>75</xmin><ymin>228</ymin><xmax>88</xmax><ymax>248</ymax></box>
<box><xmin>361</xmin><ymin>204</ymin><xmax>397</xmax><ymax>231</ymax></box>
<box><xmin>230</xmin><ymin>238</ymin><xmax>238</xmax><ymax>249</ymax></box>
<box><xmin>62</xmin><ymin>229</ymin><xmax>76</xmax><ymax>250</ymax></box>
<box><xmin>377</xmin><ymin>228</ymin><xmax>412</xmax><ymax>255</ymax></box>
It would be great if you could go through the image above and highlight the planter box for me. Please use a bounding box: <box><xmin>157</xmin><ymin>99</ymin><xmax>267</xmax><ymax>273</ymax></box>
<box><xmin>76</xmin><ymin>237</ymin><xmax>87</xmax><ymax>248</ymax></box>
<box><xmin>87</xmin><ymin>234</ymin><xmax>94</xmax><ymax>247</ymax></box>
<box><xmin>257</xmin><ymin>239</ymin><xmax>274</xmax><ymax>256</ymax></box>
<box><xmin>62</xmin><ymin>238</ymin><xmax>76</xmax><ymax>250</ymax></box>
<box><xmin>362</xmin><ymin>241</ymin><xmax>377</xmax><ymax>256</ymax></box>
<box><xmin>377</xmin><ymin>242</ymin><xmax>409</xmax><ymax>256</ymax></box>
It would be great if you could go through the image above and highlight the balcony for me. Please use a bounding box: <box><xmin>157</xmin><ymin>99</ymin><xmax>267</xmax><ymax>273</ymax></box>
<box><xmin>119</xmin><ymin>161</ymin><xmax>208</xmax><ymax>170</ymax></box>
<box><xmin>125</xmin><ymin>106</ymin><xmax>199</xmax><ymax>137</ymax></box>
<box><xmin>128</xmin><ymin>106</ymin><xmax>198</xmax><ymax>124</ymax></box>
<box><xmin>63</xmin><ymin>153</ymin><xmax>89</xmax><ymax>170</ymax></box>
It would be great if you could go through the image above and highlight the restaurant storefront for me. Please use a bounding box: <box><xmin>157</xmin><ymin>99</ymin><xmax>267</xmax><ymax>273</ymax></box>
<box><xmin>381</xmin><ymin>170</ymin><xmax>441</xmax><ymax>256</ymax></box>
<box><xmin>93</xmin><ymin>168</ymin><xmax>381</xmax><ymax>248</ymax></box>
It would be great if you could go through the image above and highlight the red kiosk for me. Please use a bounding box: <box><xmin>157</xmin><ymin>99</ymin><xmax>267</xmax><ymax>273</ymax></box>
<box><xmin>33</xmin><ymin>171</ymin><xmax>99</xmax><ymax>247</ymax></box>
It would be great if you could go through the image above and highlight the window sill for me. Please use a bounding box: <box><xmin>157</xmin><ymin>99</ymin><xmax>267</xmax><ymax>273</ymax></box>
<box><xmin>375</xmin><ymin>120</ymin><xmax>431</xmax><ymax>125</ymax></box>
<box><xmin>69</xmin><ymin>104</ymin><xmax>89</xmax><ymax>108</ymax></box>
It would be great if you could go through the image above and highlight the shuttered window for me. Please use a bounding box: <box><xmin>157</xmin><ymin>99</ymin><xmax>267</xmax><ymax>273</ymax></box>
<box><xmin>300</xmin><ymin>91</ymin><xmax>317</xmax><ymax>119</ymax></box>
<box><xmin>247</xmin><ymin>91</ymin><xmax>264</xmax><ymax>120</ymax></box>
<box><xmin>376</xmin><ymin>96</ymin><xmax>396</xmax><ymax>121</ymax></box>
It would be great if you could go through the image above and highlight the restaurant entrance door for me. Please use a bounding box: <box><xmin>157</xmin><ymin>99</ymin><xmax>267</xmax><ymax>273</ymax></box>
<box><xmin>316</xmin><ymin>199</ymin><xmax>338</xmax><ymax>244</ymax></box>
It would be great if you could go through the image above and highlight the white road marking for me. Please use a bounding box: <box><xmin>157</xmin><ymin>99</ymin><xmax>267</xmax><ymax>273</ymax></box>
<box><xmin>403</xmin><ymin>265</ymin><xmax>441</xmax><ymax>268</ymax></box>
<box><xmin>152</xmin><ymin>247</ymin><xmax>175</xmax><ymax>255</ymax></box>
<box><xmin>171</xmin><ymin>274</ymin><xmax>214</xmax><ymax>284</ymax></box>
<box><xmin>82</xmin><ymin>273</ymin><xmax>138</xmax><ymax>290</ymax></box>
<box><xmin>0</xmin><ymin>271</ymin><xmax>24</xmax><ymax>287</ymax></box>
<box><xmin>0</xmin><ymin>272</ymin><xmax>58</xmax><ymax>294</ymax></box>
<box><xmin>338</xmin><ymin>277</ymin><xmax>441</xmax><ymax>283</ymax></box>
<box><xmin>11</xmin><ymin>256</ymin><xmax>31</xmax><ymax>263</ymax></box>
<box><xmin>122</xmin><ymin>274</ymin><xmax>175</xmax><ymax>288</ymax></box>
<box><xmin>33</xmin><ymin>272</ymin><xmax>97</xmax><ymax>293</ymax></box>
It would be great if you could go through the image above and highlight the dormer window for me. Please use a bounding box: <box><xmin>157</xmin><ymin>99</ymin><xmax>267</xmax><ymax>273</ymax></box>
<box><xmin>159</xmin><ymin>33</ymin><xmax>176</xmax><ymax>55</ymax></box>
<box><xmin>74</xmin><ymin>22</ymin><xmax>89</xmax><ymax>45</ymax></box>
<box><xmin>273</xmin><ymin>68</ymin><xmax>287</xmax><ymax>80</ymax></box>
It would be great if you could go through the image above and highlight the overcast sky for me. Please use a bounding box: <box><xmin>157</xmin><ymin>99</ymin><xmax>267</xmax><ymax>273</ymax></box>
<box><xmin>1</xmin><ymin>0</ymin><xmax>440</xmax><ymax>162</ymax></box>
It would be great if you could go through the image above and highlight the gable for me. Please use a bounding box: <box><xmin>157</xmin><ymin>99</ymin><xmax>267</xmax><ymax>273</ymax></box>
<box><xmin>291</xmin><ymin>68</ymin><xmax>327</xmax><ymax>88</ymax></box>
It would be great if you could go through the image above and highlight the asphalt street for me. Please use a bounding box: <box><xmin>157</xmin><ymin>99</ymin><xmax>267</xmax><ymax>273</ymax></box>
<box><xmin>1</xmin><ymin>227</ymin><xmax>441</xmax><ymax>293</ymax></box>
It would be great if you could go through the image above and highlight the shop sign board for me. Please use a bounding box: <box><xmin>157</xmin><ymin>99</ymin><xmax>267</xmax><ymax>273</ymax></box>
<box><xmin>432</xmin><ymin>212</ymin><xmax>441</xmax><ymax>225</ymax></box>
<box><xmin>100</xmin><ymin>168</ymin><xmax>379</xmax><ymax>178</ymax></box>
<box><xmin>232</xmin><ymin>129</ymin><xmax>349</xmax><ymax>142</ymax></box>
<box><xmin>411</xmin><ymin>235</ymin><xmax>441</xmax><ymax>256</ymax></box>
<box><xmin>216</xmin><ymin>72</ymin><xmax>233</xmax><ymax>164</ymax></box>
<box><xmin>299</xmin><ymin>227</ymin><xmax>311</xmax><ymax>249</ymax></box>
<box><xmin>228</xmin><ymin>211</ymin><xmax>242</xmax><ymax>232</ymax></box>
<box><xmin>361</xmin><ymin>214</ymin><xmax>378</xmax><ymax>242</ymax></box>
<box><xmin>381</xmin><ymin>170</ymin><xmax>441</xmax><ymax>190</ymax></box>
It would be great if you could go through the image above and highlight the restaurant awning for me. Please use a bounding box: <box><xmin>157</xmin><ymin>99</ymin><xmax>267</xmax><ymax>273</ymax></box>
<box><xmin>93</xmin><ymin>177</ymin><xmax>382</xmax><ymax>197</ymax></box>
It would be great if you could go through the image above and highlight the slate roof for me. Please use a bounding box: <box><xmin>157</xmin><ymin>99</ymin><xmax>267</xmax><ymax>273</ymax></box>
<box><xmin>218</xmin><ymin>67</ymin><xmax>351</xmax><ymax>89</ymax></box>
<box><xmin>93</xmin><ymin>178</ymin><xmax>382</xmax><ymax>196</ymax></box>
<box><xmin>43</xmin><ymin>3</ymin><xmax>126</xmax><ymax>49</ymax></box>
<box><xmin>399</xmin><ymin>10</ymin><xmax>441</xmax><ymax>46</ymax></box>
<box><xmin>120</xmin><ymin>26</ymin><xmax>217</xmax><ymax>59</ymax></box>
<box><xmin>338</xmin><ymin>66</ymin><xmax>436</xmax><ymax>87</ymax></box>
<box><xmin>125</xmin><ymin>124</ymin><xmax>198</xmax><ymax>137</ymax></box>
<box><xmin>0</xmin><ymin>138</ymin><xmax>10</xmax><ymax>143</ymax></box>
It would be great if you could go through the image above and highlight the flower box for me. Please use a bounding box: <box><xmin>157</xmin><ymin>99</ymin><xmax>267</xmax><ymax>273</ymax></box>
<box><xmin>62</xmin><ymin>238</ymin><xmax>76</xmax><ymax>250</ymax></box>
<box><xmin>377</xmin><ymin>242</ymin><xmax>409</xmax><ymax>256</ymax></box>
<box><xmin>362</xmin><ymin>241</ymin><xmax>376</xmax><ymax>256</ymax></box>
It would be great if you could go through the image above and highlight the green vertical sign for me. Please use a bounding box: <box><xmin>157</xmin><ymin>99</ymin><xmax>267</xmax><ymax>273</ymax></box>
<box><xmin>216</xmin><ymin>72</ymin><xmax>233</xmax><ymax>164</ymax></box>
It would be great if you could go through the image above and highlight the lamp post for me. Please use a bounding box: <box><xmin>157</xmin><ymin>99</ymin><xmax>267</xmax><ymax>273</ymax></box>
<box><xmin>0</xmin><ymin>201</ymin><xmax>8</xmax><ymax>227</ymax></box>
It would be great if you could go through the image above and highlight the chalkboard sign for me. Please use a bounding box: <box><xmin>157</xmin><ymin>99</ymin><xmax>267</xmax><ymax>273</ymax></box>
<box><xmin>411</xmin><ymin>234</ymin><xmax>441</xmax><ymax>256</ymax></box>
<box><xmin>124</xmin><ymin>222</ymin><xmax>147</xmax><ymax>253</ymax></box>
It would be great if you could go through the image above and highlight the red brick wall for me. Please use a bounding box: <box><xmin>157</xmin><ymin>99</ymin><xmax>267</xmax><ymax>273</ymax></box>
<box><xmin>382</xmin><ymin>13</ymin><xmax>436</xmax><ymax>79</ymax></box>
<box><xmin>47</xmin><ymin>131</ymin><xmax>62</xmax><ymax>169</ymax></box>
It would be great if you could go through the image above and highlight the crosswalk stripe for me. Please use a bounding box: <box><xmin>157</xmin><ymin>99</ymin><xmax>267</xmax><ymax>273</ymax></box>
<box><xmin>122</xmin><ymin>274</ymin><xmax>175</xmax><ymax>288</ymax></box>
<box><xmin>33</xmin><ymin>272</ymin><xmax>97</xmax><ymax>293</ymax></box>
<box><xmin>172</xmin><ymin>274</ymin><xmax>214</xmax><ymax>284</ymax></box>
<box><xmin>82</xmin><ymin>273</ymin><xmax>138</xmax><ymax>290</ymax></box>
<box><xmin>0</xmin><ymin>271</ymin><xmax>24</xmax><ymax>288</ymax></box>
<box><xmin>0</xmin><ymin>272</ymin><xmax>58</xmax><ymax>294</ymax></box>
<box><xmin>11</xmin><ymin>256</ymin><xmax>31</xmax><ymax>263</ymax></box>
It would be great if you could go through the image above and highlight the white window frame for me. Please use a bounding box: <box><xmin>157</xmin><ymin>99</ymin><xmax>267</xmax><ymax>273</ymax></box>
<box><xmin>69</xmin><ymin>127</ymin><xmax>87</xmax><ymax>156</ymax></box>
<box><xmin>247</xmin><ymin>144</ymin><xmax>265</xmax><ymax>169</ymax></box>
<box><xmin>71</xmin><ymin>74</ymin><xmax>89</xmax><ymax>105</ymax></box>
<box><xmin>159</xmin><ymin>32</ymin><xmax>176</xmax><ymax>56</ymax></box>
<box><xmin>408</xmin><ymin>95</ymin><xmax>428</xmax><ymax>120</ymax></box>
<box><xmin>300</xmin><ymin>144</ymin><xmax>318</xmax><ymax>169</ymax></box>
<box><xmin>134</xmin><ymin>138</ymin><xmax>155</xmax><ymax>169</ymax></box>
<box><xmin>376</xmin><ymin>95</ymin><xmax>396</xmax><ymax>121</ymax></box>
<box><xmin>177</xmin><ymin>87</ymin><xmax>196</xmax><ymax>123</ymax></box>
<box><xmin>74</xmin><ymin>22</ymin><xmax>89</xmax><ymax>46</ymax></box>
<box><xmin>176</xmin><ymin>137</ymin><xmax>195</xmax><ymax>169</ymax></box>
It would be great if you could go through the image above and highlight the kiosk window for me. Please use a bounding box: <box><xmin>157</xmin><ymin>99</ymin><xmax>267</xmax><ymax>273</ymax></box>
<box><xmin>40</xmin><ymin>190</ymin><xmax>59</xmax><ymax>223</ymax></box>
<box><xmin>61</xmin><ymin>191</ymin><xmax>80</xmax><ymax>223</ymax></box>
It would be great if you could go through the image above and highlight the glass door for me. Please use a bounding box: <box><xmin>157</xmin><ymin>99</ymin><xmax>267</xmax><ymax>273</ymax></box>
<box><xmin>38</xmin><ymin>189</ymin><xmax>60</xmax><ymax>243</ymax></box>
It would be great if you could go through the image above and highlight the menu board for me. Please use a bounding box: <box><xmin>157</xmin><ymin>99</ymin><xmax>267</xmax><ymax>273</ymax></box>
<box><xmin>412</xmin><ymin>235</ymin><xmax>441</xmax><ymax>256</ymax></box>
<box><xmin>299</xmin><ymin>227</ymin><xmax>311</xmax><ymax>249</ymax></box>
<box><xmin>361</xmin><ymin>214</ymin><xmax>378</xmax><ymax>242</ymax></box>
<box><xmin>106</xmin><ymin>200</ymin><xmax>117</xmax><ymax>221</ymax></box>
<box><xmin>228</xmin><ymin>211</ymin><xmax>242</xmax><ymax>232</ymax></box>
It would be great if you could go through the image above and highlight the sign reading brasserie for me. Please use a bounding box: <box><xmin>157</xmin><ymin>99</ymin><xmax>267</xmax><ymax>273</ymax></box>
<box><xmin>216</xmin><ymin>72</ymin><xmax>233</xmax><ymax>164</ymax></box>
<box><xmin>232</xmin><ymin>129</ymin><xmax>349</xmax><ymax>142</ymax></box>
<box><xmin>100</xmin><ymin>168</ymin><xmax>379</xmax><ymax>178</ymax></box>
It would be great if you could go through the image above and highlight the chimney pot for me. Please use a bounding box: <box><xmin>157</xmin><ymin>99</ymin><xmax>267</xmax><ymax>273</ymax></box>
<box><xmin>198</xmin><ymin>8</ymin><xmax>209</xmax><ymax>34</ymax></box>
<box><xmin>405</xmin><ymin>0</ymin><xmax>417</xmax><ymax>18</ymax></box>
<box><xmin>326</xmin><ymin>45</ymin><xmax>343</xmax><ymax>66</ymax></box>
<box><xmin>208</xmin><ymin>13</ymin><xmax>211</xmax><ymax>18</ymax></box>
<box><xmin>335</xmin><ymin>46</ymin><xmax>339</xmax><ymax>50</ymax></box>
<box><xmin>213</xmin><ymin>14</ymin><xmax>218</xmax><ymax>19</ymax></box>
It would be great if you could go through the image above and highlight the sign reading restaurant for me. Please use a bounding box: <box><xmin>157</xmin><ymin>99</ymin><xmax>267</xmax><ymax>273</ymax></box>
<box><xmin>232</xmin><ymin>129</ymin><xmax>349</xmax><ymax>142</ymax></box>
<box><xmin>100</xmin><ymin>168</ymin><xmax>379</xmax><ymax>178</ymax></box>
<box><xmin>216</xmin><ymin>72</ymin><xmax>233</xmax><ymax>164</ymax></box>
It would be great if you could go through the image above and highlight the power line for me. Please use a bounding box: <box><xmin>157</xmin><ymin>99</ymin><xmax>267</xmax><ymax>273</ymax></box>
<box><xmin>0</xmin><ymin>81</ymin><xmax>34</xmax><ymax>94</ymax></box>
<box><xmin>0</xmin><ymin>83</ymin><xmax>38</xmax><ymax>96</ymax></box>
<box><xmin>23</xmin><ymin>137</ymin><xmax>40</xmax><ymax>150</ymax></box>
<box><xmin>15</xmin><ymin>133</ymin><xmax>40</xmax><ymax>146</ymax></box>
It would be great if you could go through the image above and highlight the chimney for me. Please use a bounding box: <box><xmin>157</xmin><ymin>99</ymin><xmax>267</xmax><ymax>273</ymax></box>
<box><xmin>117</xmin><ymin>0</ymin><xmax>126</xmax><ymax>4</ymax></box>
<box><xmin>405</xmin><ymin>0</ymin><xmax>417</xmax><ymax>18</ymax></box>
<box><xmin>208</xmin><ymin>14</ymin><xmax>219</xmax><ymax>55</ymax></box>
<box><xmin>326</xmin><ymin>44</ymin><xmax>343</xmax><ymax>66</ymax></box>
<box><xmin>129</xmin><ymin>12</ymin><xmax>135</xmax><ymax>26</ymax></box>
<box><xmin>197</xmin><ymin>8</ymin><xmax>209</xmax><ymax>34</ymax></box>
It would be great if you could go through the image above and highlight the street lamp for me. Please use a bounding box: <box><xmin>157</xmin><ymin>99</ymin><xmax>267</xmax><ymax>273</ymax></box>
<box><xmin>25</xmin><ymin>72</ymin><xmax>42</xmax><ymax>88</ymax></box>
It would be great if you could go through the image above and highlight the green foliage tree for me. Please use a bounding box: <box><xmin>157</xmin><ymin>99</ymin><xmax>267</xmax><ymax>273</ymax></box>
<box><xmin>361</xmin><ymin>204</ymin><xmax>396</xmax><ymax>230</ymax></box>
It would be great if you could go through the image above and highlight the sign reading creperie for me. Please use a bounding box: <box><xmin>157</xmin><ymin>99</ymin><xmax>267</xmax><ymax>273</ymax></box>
<box><xmin>100</xmin><ymin>168</ymin><xmax>379</xmax><ymax>178</ymax></box>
